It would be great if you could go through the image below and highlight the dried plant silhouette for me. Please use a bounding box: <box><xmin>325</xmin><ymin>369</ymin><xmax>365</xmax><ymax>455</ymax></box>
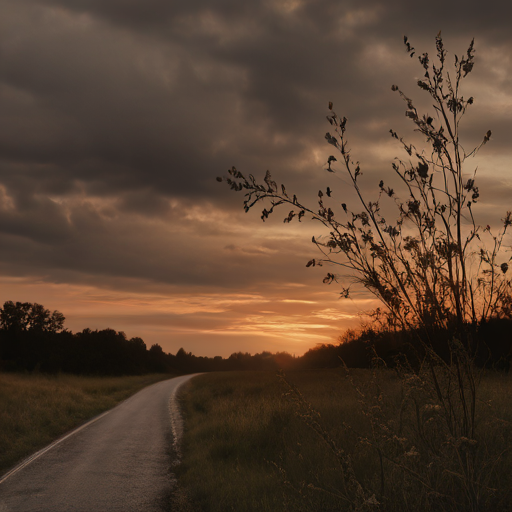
<box><xmin>220</xmin><ymin>33</ymin><xmax>511</xmax><ymax>346</ymax></box>
<box><xmin>219</xmin><ymin>34</ymin><xmax>512</xmax><ymax>511</ymax></box>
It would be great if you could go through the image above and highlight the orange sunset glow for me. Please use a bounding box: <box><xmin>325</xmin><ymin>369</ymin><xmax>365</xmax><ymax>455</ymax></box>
<box><xmin>1</xmin><ymin>1</ymin><xmax>511</xmax><ymax>357</ymax></box>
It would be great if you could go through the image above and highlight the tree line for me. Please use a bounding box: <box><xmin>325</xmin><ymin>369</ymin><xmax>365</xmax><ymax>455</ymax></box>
<box><xmin>0</xmin><ymin>300</ymin><xmax>300</xmax><ymax>375</ymax></box>
<box><xmin>0</xmin><ymin>301</ymin><xmax>173</xmax><ymax>374</ymax></box>
<box><xmin>299</xmin><ymin>317</ymin><xmax>512</xmax><ymax>371</ymax></box>
<box><xmin>0</xmin><ymin>301</ymin><xmax>512</xmax><ymax>375</ymax></box>
<box><xmin>1</xmin><ymin>300</ymin><xmax>511</xmax><ymax>375</ymax></box>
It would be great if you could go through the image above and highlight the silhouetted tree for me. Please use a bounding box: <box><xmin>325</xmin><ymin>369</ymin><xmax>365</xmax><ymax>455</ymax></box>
<box><xmin>0</xmin><ymin>301</ymin><xmax>65</xmax><ymax>333</ymax></box>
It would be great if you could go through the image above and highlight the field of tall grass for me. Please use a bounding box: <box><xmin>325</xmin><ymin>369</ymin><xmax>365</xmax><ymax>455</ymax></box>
<box><xmin>176</xmin><ymin>369</ymin><xmax>512</xmax><ymax>512</ymax></box>
<box><xmin>0</xmin><ymin>372</ymin><xmax>172</xmax><ymax>473</ymax></box>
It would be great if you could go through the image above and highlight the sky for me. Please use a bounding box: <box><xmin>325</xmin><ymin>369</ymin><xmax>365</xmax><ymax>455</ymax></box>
<box><xmin>0</xmin><ymin>0</ymin><xmax>511</xmax><ymax>357</ymax></box>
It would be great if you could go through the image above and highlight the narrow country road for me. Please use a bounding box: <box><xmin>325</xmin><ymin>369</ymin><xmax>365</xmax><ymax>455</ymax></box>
<box><xmin>0</xmin><ymin>374</ymin><xmax>198</xmax><ymax>512</ymax></box>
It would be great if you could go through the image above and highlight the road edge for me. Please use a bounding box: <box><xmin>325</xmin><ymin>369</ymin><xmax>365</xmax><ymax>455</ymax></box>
<box><xmin>0</xmin><ymin>374</ymin><xmax>193</xmax><ymax>485</ymax></box>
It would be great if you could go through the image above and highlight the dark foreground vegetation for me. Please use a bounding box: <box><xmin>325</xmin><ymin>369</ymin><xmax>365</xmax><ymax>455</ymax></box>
<box><xmin>177</xmin><ymin>370</ymin><xmax>512</xmax><ymax>512</ymax></box>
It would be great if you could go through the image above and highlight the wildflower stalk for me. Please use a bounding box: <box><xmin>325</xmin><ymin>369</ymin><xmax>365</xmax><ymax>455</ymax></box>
<box><xmin>220</xmin><ymin>34</ymin><xmax>512</xmax><ymax>511</ymax></box>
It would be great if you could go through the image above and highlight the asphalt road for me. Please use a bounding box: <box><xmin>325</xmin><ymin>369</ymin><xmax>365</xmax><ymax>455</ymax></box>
<box><xmin>0</xmin><ymin>373</ymin><xmax>198</xmax><ymax>512</ymax></box>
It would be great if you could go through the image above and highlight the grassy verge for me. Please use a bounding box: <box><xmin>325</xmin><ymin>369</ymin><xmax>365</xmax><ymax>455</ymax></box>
<box><xmin>0</xmin><ymin>372</ymin><xmax>173</xmax><ymax>473</ymax></box>
<box><xmin>177</xmin><ymin>369</ymin><xmax>512</xmax><ymax>512</ymax></box>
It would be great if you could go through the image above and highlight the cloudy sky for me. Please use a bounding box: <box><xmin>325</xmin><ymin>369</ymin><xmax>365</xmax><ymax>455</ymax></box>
<box><xmin>1</xmin><ymin>0</ymin><xmax>511</xmax><ymax>357</ymax></box>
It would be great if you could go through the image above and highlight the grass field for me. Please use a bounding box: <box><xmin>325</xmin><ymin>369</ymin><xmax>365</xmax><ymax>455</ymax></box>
<box><xmin>0</xmin><ymin>372</ymin><xmax>173</xmax><ymax>474</ymax></box>
<box><xmin>177</xmin><ymin>369</ymin><xmax>512</xmax><ymax>512</ymax></box>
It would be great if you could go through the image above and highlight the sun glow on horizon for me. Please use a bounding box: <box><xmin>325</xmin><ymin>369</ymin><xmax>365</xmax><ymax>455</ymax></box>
<box><xmin>0</xmin><ymin>276</ymin><xmax>374</xmax><ymax>357</ymax></box>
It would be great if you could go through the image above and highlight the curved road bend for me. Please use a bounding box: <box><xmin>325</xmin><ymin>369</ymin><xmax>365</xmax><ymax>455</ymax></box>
<box><xmin>0</xmin><ymin>373</ymin><xmax>199</xmax><ymax>512</ymax></box>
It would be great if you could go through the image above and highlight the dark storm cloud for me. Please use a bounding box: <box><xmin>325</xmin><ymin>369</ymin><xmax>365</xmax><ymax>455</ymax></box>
<box><xmin>0</xmin><ymin>186</ymin><xmax>322</xmax><ymax>292</ymax></box>
<box><xmin>0</xmin><ymin>0</ymin><xmax>511</xmax><ymax>297</ymax></box>
<box><xmin>37</xmin><ymin>0</ymin><xmax>512</xmax><ymax>42</ymax></box>
<box><xmin>1</xmin><ymin>1</ymin><xmax>249</xmax><ymax>202</ymax></box>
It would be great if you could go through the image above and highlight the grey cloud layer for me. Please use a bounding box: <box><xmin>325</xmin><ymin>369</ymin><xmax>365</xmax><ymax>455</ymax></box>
<box><xmin>0</xmin><ymin>0</ymin><xmax>511</xmax><ymax>294</ymax></box>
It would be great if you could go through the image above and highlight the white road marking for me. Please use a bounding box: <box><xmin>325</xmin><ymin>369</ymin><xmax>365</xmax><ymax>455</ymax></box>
<box><xmin>0</xmin><ymin>408</ymin><xmax>114</xmax><ymax>485</ymax></box>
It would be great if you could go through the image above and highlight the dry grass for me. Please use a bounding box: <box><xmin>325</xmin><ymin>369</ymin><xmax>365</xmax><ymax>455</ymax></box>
<box><xmin>0</xmin><ymin>372</ymin><xmax>173</xmax><ymax>473</ymax></box>
<box><xmin>177</xmin><ymin>369</ymin><xmax>512</xmax><ymax>512</ymax></box>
